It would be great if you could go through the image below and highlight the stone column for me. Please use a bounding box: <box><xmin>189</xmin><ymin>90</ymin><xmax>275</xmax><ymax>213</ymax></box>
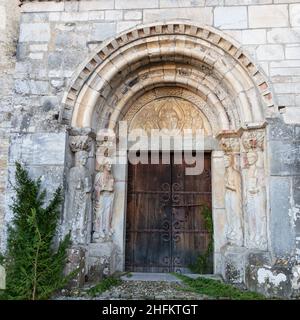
<box><xmin>242</xmin><ymin>128</ymin><xmax>268</xmax><ymax>251</ymax></box>
<box><xmin>64</xmin><ymin>128</ymin><xmax>95</xmax><ymax>287</ymax></box>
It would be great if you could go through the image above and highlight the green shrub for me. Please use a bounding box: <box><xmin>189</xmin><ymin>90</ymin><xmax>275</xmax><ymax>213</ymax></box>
<box><xmin>0</xmin><ymin>162</ymin><xmax>72</xmax><ymax>300</ymax></box>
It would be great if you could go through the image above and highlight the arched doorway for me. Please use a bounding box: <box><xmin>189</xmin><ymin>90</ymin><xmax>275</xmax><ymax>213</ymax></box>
<box><xmin>60</xmin><ymin>21</ymin><xmax>276</xmax><ymax>284</ymax></box>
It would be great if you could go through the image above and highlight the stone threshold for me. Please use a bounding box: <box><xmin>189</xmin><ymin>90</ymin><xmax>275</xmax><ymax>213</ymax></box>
<box><xmin>120</xmin><ymin>272</ymin><xmax>223</xmax><ymax>282</ymax></box>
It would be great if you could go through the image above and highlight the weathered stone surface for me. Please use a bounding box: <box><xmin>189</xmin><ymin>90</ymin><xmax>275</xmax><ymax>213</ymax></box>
<box><xmin>282</xmin><ymin>107</ymin><xmax>300</xmax><ymax>125</ymax></box>
<box><xmin>221</xmin><ymin>245</ymin><xmax>248</xmax><ymax>284</ymax></box>
<box><xmin>225</xmin><ymin>0</ymin><xmax>271</xmax><ymax>4</ymax></box>
<box><xmin>78</xmin><ymin>0</ymin><xmax>114</xmax><ymax>11</ymax></box>
<box><xmin>290</xmin><ymin>4</ymin><xmax>300</xmax><ymax>27</ymax></box>
<box><xmin>116</xmin><ymin>0</ymin><xmax>159</xmax><ymax>9</ymax></box>
<box><xmin>117</xmin><ymin>21</ymin><xmax>139</xmax><ymax>33</ymax></box>
<box><xmin>29</xmin><ymin>44</ymin><xmax>48</xmax><ymax>52</ymax></box>
<box><xmin>242</xmin><ymin>29</ymin><xmax>266</xmax><ymax>45</ymax></box>
<box><xmin>270</xmin><ymin>141</ymin><xmax>300</xmax><ymax>176</ymax></box>
<box><xmin>214</xmin><ymin>6</ymin><xmax>247</xmax><ymax>30</ymax></box>
<box><xmin>105</xmin><ymin>10</ymin><xmax>123</xmax><ymax>21</ymax></box>
<box><xmin>267</xmin><ymin>28</ymin><xmax>300</xmax><ymax>44</ymax></box>
<box><xmin>22</xmin><ymin>2</ymin><xmax>64</xmax><ymax>13</ymax></box>
<box><xmin>160</xmin><ymin>0</ymin><xmax>205</xmax><ymax>7</ymax></box>
<box><xmin>19</xmin><ymin>23</ymin><xmax>50</xmax><ymax>42</ymax></box>
<box><xmin>248</xmin><ymin>5</ymin><xmax>289</xmax><ymax>28</ymax></box>
<box><xmin>0</xmin><ymin>265</ymin><xmax>5</xmax><ymax>290</ymax></box>
<box><xmin>124</xmin><ymin>10</ymin><xmax>142</xmax><ymax>21</ymax></box>
<box><xmin>256</xmin><ymin>44</ymin><xmax>284</xmax><ymax>61</ymax></box>
<box><xmin>293</xmin><ymin>177</ymin><xmax>300</xmax><ymax>217</ymax></box>
<box><xmin>268</xmin><ymin>118</ymin><xmax>295</xmax><ymax>141</ymax></box>
<box><xmin>270</xmin><ymin>177</ymin><xmax>295</xmax><ymax>256</ymax></box>
<box><xmin>0</xmin><ymin>5</ymin><xmax>6</xmax><ymax>30</ymax></box>
<box><xmin>143</xmin><ymin>7</ymin><xmax>213</xmax><ymax>24</ymax></box>
<box><xmin>9</xmin><ymin>133</ymin><xmax>66</xmax><ymax>166</ymax></box>
<box><xmin>285</xmin><ymin>45</ymin><xmax>300</xmax><ymax>60</ymax></box>
<box><xmin>90</xmin><ymin>23</ymin><xmax>116</xmax><ymax>41</ymax></box>
<box><xmin>246</xmin><ymin>252</ymin><xmax>290</xmax><ymax>298</ymax></box>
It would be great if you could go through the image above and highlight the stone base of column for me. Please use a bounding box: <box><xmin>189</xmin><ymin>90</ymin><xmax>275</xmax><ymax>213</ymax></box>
<box><xmin>64</xmin><ymin>246</ymin><xmax>87</xmax><ymax>288</ymax></box>
<box><xmin>220</xmin><ymin>244</ymin><xmax>249</xmax><ymax>284</ymax></box>
<box><xmin>86</xmin><ymin>241</ymin><xmax>118</xmax><ymax>283</ymax></box>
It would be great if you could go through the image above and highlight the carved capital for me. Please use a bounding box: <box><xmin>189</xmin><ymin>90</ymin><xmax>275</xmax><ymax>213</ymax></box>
<box><xmin>69</xmin><ymin>127</ymin><xmax>96</xmax><ymax>153</ymax></box>
<box><xmin>242</xmin><ymin>130</ymin><xmax>264</xmax><ymax>151</ymax></box>
<box><xmin>69</xmin><ymin>135</ymin><xmax>94</xmax><ymax>153</ymax></box>
<box><xmin>220</xmin><ymin>137</ymin><xmax>240</xmax><ymax>154</ymax></box>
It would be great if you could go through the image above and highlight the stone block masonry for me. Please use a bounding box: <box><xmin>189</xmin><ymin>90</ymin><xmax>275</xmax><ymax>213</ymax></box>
<box><xmin>0</xmin><ymin>0</ymin><xmax>20</xmax><ymax>251</ymax></box>
<box><xmin>13</xmin><ymin>1</ymin><xmax>300</xmax><ymax>119</ymax></box>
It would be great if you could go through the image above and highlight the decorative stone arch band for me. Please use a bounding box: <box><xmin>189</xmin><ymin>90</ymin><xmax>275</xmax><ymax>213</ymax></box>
<box><xmin>59</xmin><ymin>21</ymin><xmax>277</xmax><ymax>132</ymax></box>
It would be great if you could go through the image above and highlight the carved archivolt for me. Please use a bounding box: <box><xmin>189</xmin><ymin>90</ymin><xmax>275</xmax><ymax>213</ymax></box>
<box><xmin>61</xmin><ymin>21</ymin><xmax>274</xmax><ymax>126</ymax></box>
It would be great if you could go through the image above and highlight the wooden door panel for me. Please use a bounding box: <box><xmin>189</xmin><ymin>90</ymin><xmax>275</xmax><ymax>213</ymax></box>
<box><xmin>126</xmin><ymin>153</ymin><xmax>172</xmax><ymax>272</ymax></box>
<box><xmin>125</xmin><ymin>152</ymin><xmax>212</xmax><ymax>273</ymax></box>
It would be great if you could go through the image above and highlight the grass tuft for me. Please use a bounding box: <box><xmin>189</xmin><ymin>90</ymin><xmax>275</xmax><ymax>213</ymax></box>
<box><xmin>86</xmin><ymin>277</ymin><xmax>122</xmax><ymax>297</ymax></box>
<box><xmin>174</xmin><ymin>274</ymin><xmax>266</xmax><ymax>300</ymax></box>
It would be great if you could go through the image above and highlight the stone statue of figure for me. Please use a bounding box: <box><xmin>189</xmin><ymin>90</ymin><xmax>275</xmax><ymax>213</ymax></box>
<box><xmin>224</xmin><ymin>153</ymin><xmax>243</xmax><ymax>246</ymax></box>
<box><xmin>245</xmin><ymin>150</ymin><xmax>267</xmax><ymax>250</ymax></box>
<box><xmin>67</xmin><ymin>150</ymin><xmax>92</xmax><ymax>245</ymax></box>
<box><xmin>93</xmin><ymin>160</ymin><xmax>115</xmax><ymax>242</ymax></box>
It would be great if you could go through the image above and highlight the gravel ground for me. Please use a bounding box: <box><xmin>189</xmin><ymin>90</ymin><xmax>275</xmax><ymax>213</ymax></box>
<box><xmin>54</xmin><ymin>280</ymin><xmax>212</xmax><ymax>300</ymax></box>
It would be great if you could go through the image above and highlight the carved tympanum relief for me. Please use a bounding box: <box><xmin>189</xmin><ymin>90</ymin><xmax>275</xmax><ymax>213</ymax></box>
<box><xmin>127</xmin><ymin>97</ymin><xmax>207</xmax><ymax>135</ymax></box>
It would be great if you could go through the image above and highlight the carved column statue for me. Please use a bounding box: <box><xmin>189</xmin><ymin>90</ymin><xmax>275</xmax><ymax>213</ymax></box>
<box><xmin>220</xmin><ymin>135</ymin><xmax>243</xmax><ymax>247</ymax></box>
<box><xmin>66</xmin><ymin>130</ymin><xmax>95</xmax><ymax>246</ymax></box>
<box><xmin>242</xmin><ymin>129</ymin><xmax>267</xmax><ymax>251</ymax></box>
<box><xmin>92</xmin><ymin>134</ymin><xmax>116</xmax><ymax>242</ymax></box>
<box><xmin>93</xmin><ymin>159</ymin><xmax>114</xmax><ymax>241</ymax></box>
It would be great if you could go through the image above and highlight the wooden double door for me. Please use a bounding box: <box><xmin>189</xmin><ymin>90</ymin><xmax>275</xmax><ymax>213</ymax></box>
<box><xmin>125</xmin><ymin>152</ymin><xmax>212</xmax><ymax>273</ymax></box>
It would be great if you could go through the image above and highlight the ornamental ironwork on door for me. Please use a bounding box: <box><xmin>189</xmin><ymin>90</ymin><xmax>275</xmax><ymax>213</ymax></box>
<box><xmin>125</xmin><ymin>152</ymin><xmax>212</xmax><ymax>273</ymax></box>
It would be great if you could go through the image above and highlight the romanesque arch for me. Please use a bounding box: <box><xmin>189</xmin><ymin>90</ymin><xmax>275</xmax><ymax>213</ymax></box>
<box><xmin>61</xmin><ymin>22</ymin><xmax>276</xmax><ymax>284</ymax></box>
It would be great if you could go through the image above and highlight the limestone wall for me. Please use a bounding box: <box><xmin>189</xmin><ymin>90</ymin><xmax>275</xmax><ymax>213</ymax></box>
<box><xmin>0</xmin><ymin>0</ymin><xmax>20</xmax><ymax>248</ymax></box>
<box><xmin>14</xmin><ymin>0</ymin><xmax>300</xmax><ymax>128</ymax></box>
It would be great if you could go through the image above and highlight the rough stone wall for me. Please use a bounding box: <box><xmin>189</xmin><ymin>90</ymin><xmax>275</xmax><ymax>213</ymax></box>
<box><xmin>0</xmin><ymin>0</ymin><xmax>20</xmax><ymax>248</ymax></box>
<box><xmin>13</xmin><ymin>0</ymin><xmax>300</xmax><ymax>129</ymax></box>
